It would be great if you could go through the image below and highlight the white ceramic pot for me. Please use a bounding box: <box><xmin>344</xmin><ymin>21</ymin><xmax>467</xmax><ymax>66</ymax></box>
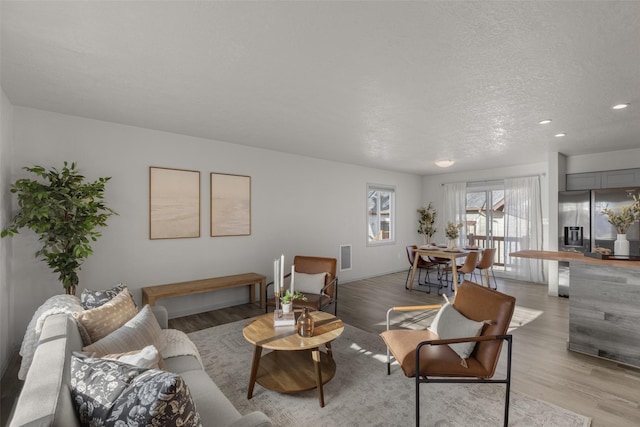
<box><xmin>282</xmin><ymin>302</ymin><xmax>292</xmax><ymax>314</ymax></box>
<box><xmin>614</xmin><ymin>233</ymin><xmax>630</xmax><ymax>256</ymax></box>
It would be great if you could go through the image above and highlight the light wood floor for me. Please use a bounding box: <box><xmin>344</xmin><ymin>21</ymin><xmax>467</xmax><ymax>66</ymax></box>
<box><xmin>3</xmin><ymin>272</ymin><xmax>639</xmax><ymax>426</ymax></box>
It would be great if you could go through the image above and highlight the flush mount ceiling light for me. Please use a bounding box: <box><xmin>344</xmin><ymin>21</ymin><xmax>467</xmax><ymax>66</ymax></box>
<box><xmin>612</xmin><ymin>103</ymin><xmax>629</xmax><ymax>110</ymax></box>
<box><xmin>538</xmin><ymin>119</ymin><xmax>552</xmax><ymax>124</ymax></box>
<box><xmin>434</xmin><ymin>160</ymin><xmax>455</xmax><ymax>168</ymax></box>
<box><xmin>555</xmin><ymin>133</ymin><xmax>566</xmax><ymax>137</ymax></box>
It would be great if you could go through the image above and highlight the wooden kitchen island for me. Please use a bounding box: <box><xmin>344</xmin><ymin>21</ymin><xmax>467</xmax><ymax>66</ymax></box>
<box><xmin>511</xmin><ymin>250</ymin><xmax>640</xmax><ymax>369</ymax></box>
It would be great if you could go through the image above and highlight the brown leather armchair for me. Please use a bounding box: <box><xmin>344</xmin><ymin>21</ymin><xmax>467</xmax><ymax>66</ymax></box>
<box><xmin>380</xmin><ymin>280</ymin><xmax>516</xmax><ymax>427</ymax></box>
<box><xmin>265</xmin><ymin>255</ymin><xmax>338</xmax><ymax>315</ymax></box>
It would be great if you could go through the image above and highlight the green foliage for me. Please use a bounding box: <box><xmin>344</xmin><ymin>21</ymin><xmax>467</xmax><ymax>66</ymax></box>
<box><xmin>417</xmin><ymin>202</ymin><xmax>437</xmax><ymax>238</ymax></box>
<box><xmin>280</xmin><ymin>289</ymin><xmax>308</xmax><ymax>304</ymax></box>
<box><xmin>1</xmin><ymin>162</ymin><xmax>117</xmax><ymax>292</ymax></box>
<box><xmin>601</xmin><ymin>194</ymin><xmax>640</xmax><ymax>234</ymax></box>
<box><xmin>445</xmin><ymin>221</ymin><xmax>463</xmax><ymax>239</ymax></box>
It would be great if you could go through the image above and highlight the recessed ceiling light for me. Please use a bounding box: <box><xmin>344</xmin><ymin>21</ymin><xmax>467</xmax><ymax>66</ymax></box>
<box><xmin>434</xmin><ymin>160</ymin><xmax>455</xmax><ymax>168</ymax></box>
<box><xmin>612</xmin><ymin>103</ymin><xmax>629</xmax><ymax>110</ymax></box>
<box><xmin>555</xmin><ymin>133</ymin><xmax>566</xmax><ymax>137</ymax></box>
<box><xmin>538</xmin><ymin>119</ymin><xmax>552</xmax><ymax>125</ymax></box>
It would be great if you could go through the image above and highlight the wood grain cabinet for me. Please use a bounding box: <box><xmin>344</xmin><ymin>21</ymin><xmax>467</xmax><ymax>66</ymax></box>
<box><xmin>569</xmin><ymin>263</ymin><xmax>640</xmax><ymax>369</ymax></box>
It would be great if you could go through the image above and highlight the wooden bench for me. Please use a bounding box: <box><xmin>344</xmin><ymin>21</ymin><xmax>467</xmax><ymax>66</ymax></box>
<box><xmin>141</xmin><ymin>272</ymin><xmax>267</xmax><ymax>309</ymax></box>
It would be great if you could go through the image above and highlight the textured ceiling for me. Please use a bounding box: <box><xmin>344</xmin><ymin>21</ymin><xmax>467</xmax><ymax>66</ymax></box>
<box><xmin>2</xmin><ymin>1</ymin><xmax>639</xmax><ymax>175</ymax></box>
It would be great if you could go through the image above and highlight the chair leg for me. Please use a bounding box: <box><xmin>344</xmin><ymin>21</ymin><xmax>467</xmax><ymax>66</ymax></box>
<box><xmin>334</xmin><ymin>280</ymin><xmax>338</xmax><ymax>316</ymax></box>
<box><xmin>415</xmin><ymin>376</ymin><xmax>421</xmax><ymax>427</ymax></box>
<box><xmin>491</xmin><ymin>267</ymin><xmax>497</xmax><ymax>290</ymax></box>
<box><xmin>504</xmin><ymin>335</ymin><xmax>513</xmax><ymax>427</ymax></box>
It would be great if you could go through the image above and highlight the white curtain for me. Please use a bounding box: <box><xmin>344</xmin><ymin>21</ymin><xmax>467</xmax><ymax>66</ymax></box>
<box><xmin>442</xmin><ymin>182</ymin><xmax>467</xmax><ymax>247</ymax></box>
<box><xmin>504</xmin><ymin>176</ymin><xmax>544</xmax><ymax>283</ymax></box>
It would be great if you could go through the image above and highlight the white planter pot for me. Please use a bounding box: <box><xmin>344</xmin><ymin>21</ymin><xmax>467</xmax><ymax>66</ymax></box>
<box><xmin>614</xmin><ymin>234</ymin><xmax>630</xmax><ymax>256</ymax></box>
<box><xmin>281</xmin><ymin>302</ymin><xmax>292</xmax><ymax>314</ymax></box>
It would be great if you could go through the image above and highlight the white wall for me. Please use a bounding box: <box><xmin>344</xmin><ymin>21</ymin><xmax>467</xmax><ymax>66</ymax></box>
<box><xmin>6</xmin><ymin>107</ymin><xmax>423</xmax><ymax>349</ymax></box>
<box><xmin>1</xmin><ymin>90</ymin><xmax>14</xmax><ymax>376</ymax></box>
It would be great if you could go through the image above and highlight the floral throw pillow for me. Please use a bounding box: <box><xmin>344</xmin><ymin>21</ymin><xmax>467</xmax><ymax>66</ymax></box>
<box><xmin>80</xmin><ymin>283</ymin><xmax>129</xmax><ymax>309</ymax></box>
<box><xmin>70</xmin><ymin>354</ymin><xmax>201</xmax><ymax>427</ymax></box>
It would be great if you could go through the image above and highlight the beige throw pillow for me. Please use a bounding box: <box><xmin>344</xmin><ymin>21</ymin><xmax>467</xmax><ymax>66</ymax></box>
<box><xmin>83</xmin><ymin>304</ymin><xmax>167</xmax><ymax>357</ymax></box>
<box><xmin>74</xmin><ymin>288</ymin><xmax>137</xmax><ymax>345</ymax></box>
<box><xmin>428</xmin><ymin>302</ymin><xmax>485</xmax><ymax>365</ymax></box>
<box><xmin>99</xmin><ymin>345</ymin><xmax>164</xmax><ymax>370</ymax></box>
<box><xmin>295</xmin><ymin>272</ymin><xmax>327</xmax><ymax>294</ymax></box>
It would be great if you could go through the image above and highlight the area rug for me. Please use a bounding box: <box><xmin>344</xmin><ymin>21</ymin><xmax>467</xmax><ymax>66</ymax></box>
<box><xmin>188</xmin><ymin>319</ymin><xmax>591</xmax><ymax>427</ymax></box>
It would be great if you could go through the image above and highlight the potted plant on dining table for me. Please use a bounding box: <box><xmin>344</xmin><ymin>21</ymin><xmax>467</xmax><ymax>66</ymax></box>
<box><xmin>445</xmin><ymin>221</ymin><xmax>463</xmax><ymax>250</ymax></box>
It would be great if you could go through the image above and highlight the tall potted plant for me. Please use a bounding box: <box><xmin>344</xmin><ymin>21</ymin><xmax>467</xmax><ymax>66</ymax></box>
<box><xmin>417</xmin><ymin>202</ymin><xmax>437</xmax><ymax>245</ymax></box>
<box><xmin>1</xmin><ymin>162</ymin><xmax>117</xmax><ymax>295</ymax></box>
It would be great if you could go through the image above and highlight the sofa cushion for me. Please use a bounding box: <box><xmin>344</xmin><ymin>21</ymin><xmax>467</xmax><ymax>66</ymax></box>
<box><xmin>83</xmin><ymin>304</ymin><xmax>167</xmax><ymax>356</ymax></box>
<box><xmin>74</xmin><ymin>288</ymin><xmax>137</xmax><ymax>344</ymax></box>
<box><xmin>164</xmin><ymin>354</ymin><xmax>203</xmax><ymax>374</ymax></box>
<box><xmin>70</xmin><ymin>354</ymin><xmax>202</xmax><ymax>427</ymax></box>
<box><xmin>428</xmin><ymin>302</ymin><xmax>484</xmax><ymax>360</ymax></box>
<box><xmin>80</xmin><ymin>283</ymin><xmax>130</xmax><ymax>309</ymax></box>
<box><xmin>180</xmin><ymin>370</ymin><xmax>240</xmax><ymax>426</ymax></box>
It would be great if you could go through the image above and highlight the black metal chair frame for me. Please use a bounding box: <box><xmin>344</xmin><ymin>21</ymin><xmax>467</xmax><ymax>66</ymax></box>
<box><xmin>414</xmin><ymin>334</ymin><xmax>513</xmax><ymax>427</ymax></box>
<box><xmin>265</xmin><ymin>275</ymin><xmax>338</xmax><ymax>315</ymax></box>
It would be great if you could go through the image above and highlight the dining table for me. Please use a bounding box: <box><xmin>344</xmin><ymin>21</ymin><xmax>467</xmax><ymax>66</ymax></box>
<box><xmin>407</xmin><ymin>246</ymin><xmax>475</xmax><ymax>294</ymax></box>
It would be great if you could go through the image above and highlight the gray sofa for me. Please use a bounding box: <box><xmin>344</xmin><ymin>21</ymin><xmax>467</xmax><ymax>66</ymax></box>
<box><xmin>8</xmin><ymin>308</ymin><xmax>272</xmax><ymax>427</ymax></box>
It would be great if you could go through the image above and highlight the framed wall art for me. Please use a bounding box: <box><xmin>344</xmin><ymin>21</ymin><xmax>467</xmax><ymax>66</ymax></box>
<box><xmin>210</xmin><ymin>173</ymin><xmax>251</xmax><ymax>237</ymax></box>
<box><xmin>149</xmin><ymin>167</ymin><xmax>200</xmax><ymax>239</ymax></box>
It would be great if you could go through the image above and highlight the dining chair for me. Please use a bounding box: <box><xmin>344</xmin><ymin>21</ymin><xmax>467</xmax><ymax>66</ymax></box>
<box><xmin>443</xmin><ymin>251</ymin><xmax>479</xmax><ymax>285</ymax></box>
<box><xmin>427</xmin><ymin>256</ymin><xmax>451</xmax><ymax>293</ymax></box>
<box><xmin>380</xmin><ymin>280</ymin><xmax>516</xmax><ymax>427</ymax></box>
<box><xmin>265</xmin><ymin>255</ymin><xmax>338</xmax><ymax>315</ymax></box>
<box><xmin>405</xmin><ymin>245</ymin><xmax>437</xmax><ymax>290</ymax></box>
<box><xmin>475</xmin><ymin>248</ymin><xmax>497</xmax><ymax>289</ymax></box>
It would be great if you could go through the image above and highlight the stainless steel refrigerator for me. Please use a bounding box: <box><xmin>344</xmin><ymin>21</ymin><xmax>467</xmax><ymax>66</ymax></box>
<box><xmin>558</xmin><ymin>191</ymin><xmax>591</xmax><ymax>297</ymax></box>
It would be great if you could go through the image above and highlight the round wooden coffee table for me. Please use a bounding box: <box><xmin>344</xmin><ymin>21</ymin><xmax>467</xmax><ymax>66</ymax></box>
<box><xmin>243</xmin><ymin>310</ymin><xmax>344</xmax><ymax>407</ymax></box>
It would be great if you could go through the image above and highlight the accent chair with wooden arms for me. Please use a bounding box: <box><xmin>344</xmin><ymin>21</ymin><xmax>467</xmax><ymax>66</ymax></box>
<box><xmin>380</xmin><ymin>280</ymin><xmax>516</xmax><ymax>427</ymax></box>
<box><xmin>265</xmin><ymin>255</ymin><xmax>338</xmax><ymax>315</ymax></box>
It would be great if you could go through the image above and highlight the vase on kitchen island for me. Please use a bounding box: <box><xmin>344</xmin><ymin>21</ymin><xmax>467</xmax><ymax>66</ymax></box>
<box><xmin>614</xmin><ymin>233</ymin><xmax>630</xmax><ymax>256</ymax></box>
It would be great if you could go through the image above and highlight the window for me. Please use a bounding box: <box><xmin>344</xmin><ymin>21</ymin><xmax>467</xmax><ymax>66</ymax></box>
<box><xmin>367</xmin><ymin>184</ymin><xmax>395</xmax><ymax>245</ymax></box>
<box><xmin>465</xmin><ymin>180</ymin><xmax>505</xmax><ymax>271</ymax></box>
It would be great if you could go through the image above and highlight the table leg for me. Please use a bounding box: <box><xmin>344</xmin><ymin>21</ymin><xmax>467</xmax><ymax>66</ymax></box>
<box><xmin>249</xmin><ymin>283</ymin><xmax>256</xmax><ymax>305</ymax></box>
<box><xmin>451</xmin><ymin>261</ymin><xmax>459</xmax><ymax>294</ymax></box>
<box><xmin>484</xmin><ymin>269</ymin><xmax>490</xmax><ymax>288</ymax></box>
<box><xmin>312</xmin><ymin>348</ymin><xmax>325</xmax><ymax>407</ymax></box>
<box><xmin>407</xmin><ymin>253</ymin><xmax>420</xmax><ymax>291</ymax></box>
<box><xmin>247</xmin><ymin>345</ymin><xmax>262</xmax><ymax>399</ymax></box>
<box><xmin>325</xmin><ymin>342</ymin><xmax>333</xmax><ymax>362</ymax></box>
<box><xmin>259</xmin><ymin>278</ymin><xmax>266</xmax><ymax>309</ymax></box>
